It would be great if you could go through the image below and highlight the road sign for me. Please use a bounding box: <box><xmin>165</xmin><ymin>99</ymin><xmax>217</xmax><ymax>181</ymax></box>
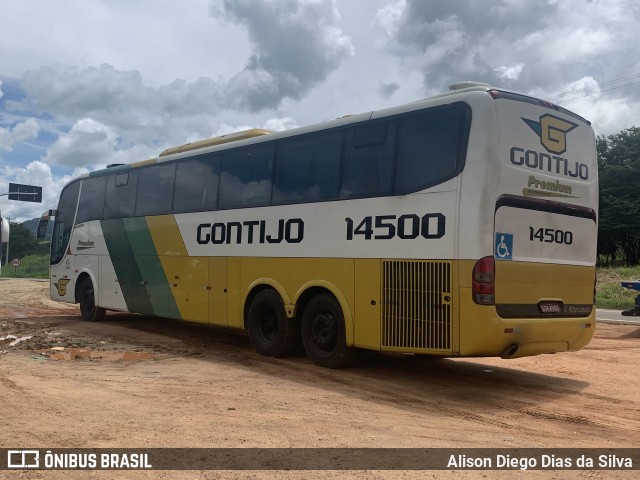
<box><xmin>11</xmin><ymin>258</ymin><xmax>21</xmax><ymax>268</ymax></box>
<box><xmin>8</xmin><ymin>183</ymin><xmax>42</xmax><ymax>203</ymax></box>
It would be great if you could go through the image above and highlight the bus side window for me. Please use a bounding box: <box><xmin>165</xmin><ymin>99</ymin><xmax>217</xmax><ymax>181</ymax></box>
<box><xmin>104</xmin><ymin>171</ymin><xmax>139</xmax><ymax>219</ymax></box>
<box><xmin>135</xmin><ymin>163</ymin><xmax>176</xmax><ymax>216</ymax></box>
<box><xmin>76</xmin><ymin>175</ymin><xmax>106</xmax><ymax>223</ymax></box>
<box><xmin>394</xmin><ymin>105</ymin><xmax>468</xmax><ymax>194</ymax></box>
<box><xmin>340</xmin><ymin>121</ymin><xmax>395</xmax><ymax>199</ymax></box>
<box><xmin>273</xmin><ymin>131</ymin><xmax>341</xmax><ymax>204</ymax></box>
<box><xmin>173</xmin><ymin>154</ymin><xmax>220</xmax><ymax>213</ymax></box>
<box><xmin>218</xmin><ymin>145</ymin><xmax>274</xmax><ymax>210</ymax></box>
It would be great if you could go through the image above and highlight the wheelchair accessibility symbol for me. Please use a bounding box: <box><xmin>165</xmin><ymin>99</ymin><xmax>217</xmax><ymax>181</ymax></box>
<box><xmin>495</xmin><ymin>233</ymin><xmax>513</xmax><ymax>260</ymax></box>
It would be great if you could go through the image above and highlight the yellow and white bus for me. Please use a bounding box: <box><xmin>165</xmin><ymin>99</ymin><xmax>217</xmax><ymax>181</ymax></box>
<box><xmin>41</xmin><ymin>82</ymin><xmax>598</xmax><ymax>368</ymax></box>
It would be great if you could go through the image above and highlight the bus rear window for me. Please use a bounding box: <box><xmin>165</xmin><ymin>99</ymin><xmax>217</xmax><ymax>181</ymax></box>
<box><xmin>394</xmin><ymin>104</ymin><xmax>469</xmax><ymax>194</ymax></box>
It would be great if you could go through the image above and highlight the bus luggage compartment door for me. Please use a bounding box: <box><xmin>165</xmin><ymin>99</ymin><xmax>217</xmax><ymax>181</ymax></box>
<box><xmin>493</xmin><ymin>196</ymin><xmax>597</xmax><ymax>317</ymax></box>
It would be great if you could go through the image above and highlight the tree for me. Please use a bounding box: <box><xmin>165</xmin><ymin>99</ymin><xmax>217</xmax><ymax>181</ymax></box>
<box><xmin>7</xmin><ymin>222</ymin><xmax>49</xmax><ymax>259</ymax></box>
<box><xmin>597</xmin><ymin>127</ymin><xmax>640</xmax><ymax>265</ymax></box>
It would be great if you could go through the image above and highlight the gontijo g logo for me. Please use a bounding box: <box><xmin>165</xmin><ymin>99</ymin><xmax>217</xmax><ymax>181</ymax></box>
<box><xmin>521</xmin><ymin>114</ymin><xmax>578</xmax><ymax>155</ymax></box>
<box><xmin>510</xmin><ymin>113</ymin><xmax>588</xmax><ymax>180</ymax></box>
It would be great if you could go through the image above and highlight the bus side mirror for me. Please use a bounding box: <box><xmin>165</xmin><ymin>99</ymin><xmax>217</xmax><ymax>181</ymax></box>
<box><xmin>37</xmin><ymin>210</ymin><xmax>54</xmax><ymax>240</ymax></box>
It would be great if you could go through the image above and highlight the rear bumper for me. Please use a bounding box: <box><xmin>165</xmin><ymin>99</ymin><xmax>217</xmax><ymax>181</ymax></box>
<box><xmin>458</xmin><ymin>287</ymin><xmax>595</xmax><ymax>357</ymax></box>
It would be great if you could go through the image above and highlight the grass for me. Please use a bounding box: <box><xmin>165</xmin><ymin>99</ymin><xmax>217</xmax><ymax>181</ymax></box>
<box><xmin>596</xmin><ymin>265</ymin><xmax>640</xmax><ymax>310</ymax></box>
<box><xmin>0</xmin><ymin>253</ymin><xmax>637</xmax><ymax>309</ymax></box>
<box><xmin>0</xmin><ymin>254</ymin><xmax>49</xmax><ymax>279</ymax></box>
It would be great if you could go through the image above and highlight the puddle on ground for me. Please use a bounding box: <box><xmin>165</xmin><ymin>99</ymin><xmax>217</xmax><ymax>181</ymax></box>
<box><xmin>42</xmin><ymin>348</ymin><xmax>155</xmax><ymax>362</ymax></box>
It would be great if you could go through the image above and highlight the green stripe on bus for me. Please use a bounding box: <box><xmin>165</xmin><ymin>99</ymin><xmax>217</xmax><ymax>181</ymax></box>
<box><xmin>122</xmin><ymin>217</ymin><xmax>181</xmax><ymax>319</ymax></box>
<box><xmin>100</xmin><ymin>218</ymin><xmax>181</xmax><ymax>319</ymax></box>
<box><xmin>100</xmin><ymin>218</ymin><xmax>146</xmax><ymax>313</ymax></box>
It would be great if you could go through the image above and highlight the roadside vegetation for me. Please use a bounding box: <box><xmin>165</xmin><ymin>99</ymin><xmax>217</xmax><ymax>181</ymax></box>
<box><xmin>1</xmin><ymin>222</ymin><xmax>50</xmax><ymax>279</ymax></box>
<box><xmin>0</xmin><ymin>253</ymin><xmax>49</xmax><ymax>279</ymax></box>
<box><xmin>596</xmin><ymin>266</ymin><xmax>640</xmax><ymax>310</ymax></box>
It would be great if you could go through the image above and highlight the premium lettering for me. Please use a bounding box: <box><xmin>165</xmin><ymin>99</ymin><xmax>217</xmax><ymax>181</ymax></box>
<box><xmin>527</xmin><ymin>175</ymin><xmax>572</xmax><ymax>195</ymax></box>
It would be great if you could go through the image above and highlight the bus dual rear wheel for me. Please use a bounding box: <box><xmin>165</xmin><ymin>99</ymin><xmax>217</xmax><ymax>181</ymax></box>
<box><xmin>301</xmin><ymin>293</ymin><xmax>355</xmax><ymax>369</ymax></box>
<box><xmin>247</xmin><ymin>289</ymin><xmax>300</xmax><ymax>357</ymax></box>
<box><xmin>78</xmin><ymin>277</ymin><xmax>106</xmax><ymax>322</ymax></box>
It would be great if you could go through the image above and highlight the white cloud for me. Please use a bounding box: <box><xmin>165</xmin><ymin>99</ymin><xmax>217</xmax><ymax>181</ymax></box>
<box><xmin>0</xmin><ymin>118</ymin><xmax>40</xmax><ymax>152</ymax></box>
<box><xmin>214</xmin><ymin>0</ymin><xmax>354</xmax><ymax>110</ymax></box>
<box><xmin>375</xmin><ymin>0</ymin><xmax>406</xmax><ymax>38</ymax></box>
<box><xmin>516</xmin><ymin>26</ymin><xmax>612</xmax><ymax>66</ymax></box>
<box><xmin>42</xmin><ymin>118</ymin><xmax>118</xmax><ymax>167</ymax></box>
<box><xmin>375</xmin><ymin>0</ymin><xmax>640</xmax><ymax>104</ymax></box>
<box><xmin>8</xmin><ymin>64</ymin><xmax>224</xmax><ymax>149</ymax></box>
<box><xmin>419</xmin><ymin>16</ymin><xmax>466</xmax><ymax>70</ymax></box>
<box><xmin>263</xmin><ymin>117</ymin><xmax>297</xmax><ymax>132</ymax></box>
<box><xmin>495</xmin><ymin>63</ymin><xmax>525</xmax><ymax>81</ymax></box>
<box><xmin>532</xmin><ymin>77</ymin><xmax>635</xmax><ymax>136</ymax></box>
<box><xmin>0</xmin><ymin>0</ymin><xmax>248</xmax><ymax>87</ymax></box>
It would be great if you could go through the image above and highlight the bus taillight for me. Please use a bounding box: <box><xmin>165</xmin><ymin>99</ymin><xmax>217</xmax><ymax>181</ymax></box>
<box><xmin>473</xmin><ymin>256</ymin><xmax>495</xmax><ymax>305</ymax></box>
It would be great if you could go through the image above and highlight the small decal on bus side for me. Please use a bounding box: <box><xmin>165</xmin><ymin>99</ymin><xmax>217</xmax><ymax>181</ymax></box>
<box><xmin>345</xmin><ymin>213</ymin><xmax>445</xmax><ymax>240</ymax></box>
<box><xmin>495</xmin><ymin>233</ymin><xmax>513</xmax><ymax>260</ymax></box>
<box><xmin>77</xmin><ymin>240</ymin><xmax>95</xmax><ymax>250</ymax></box>
<box><xmin>54</xmin><ymin>278</ymin><xmax>71</xmax><ymax>296</ymax></box>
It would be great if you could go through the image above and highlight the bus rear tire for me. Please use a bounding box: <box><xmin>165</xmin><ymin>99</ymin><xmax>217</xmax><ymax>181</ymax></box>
<box><xmin>301</xmin><ymin>293</ymin><xmax>355</xmax><ymax>368</ymax></box>
<box><xmin>78</xmin><ymin>277</ymin><xmax>106</xmax><ymax>322</ymax></box>
<box><xmin>247</xmin><ymin>289</ymin><xmax>299</xmax><ymax>357</ymax></box>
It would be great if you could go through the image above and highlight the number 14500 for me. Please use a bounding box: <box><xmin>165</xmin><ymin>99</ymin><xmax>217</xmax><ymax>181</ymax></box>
<box><xmin>528</xmin><ymin>227</ymin><xmax>573</xmax><ymax>245</ymax></box>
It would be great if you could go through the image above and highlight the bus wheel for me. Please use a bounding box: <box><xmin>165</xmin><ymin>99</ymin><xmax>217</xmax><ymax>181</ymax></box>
<box><xmin>247</xmin><ymin>289</ymin><xmax>299</xmax><ymax>357</ymax></box>
<box><xmin>301</xmin><ymin>293</ymin><xmax>354</xmax><ymax>368</ymax></box>
<box><xmin>78</xmin><ymin>277</ymin><xmax>106</xmax><ymax>322</ymax></box>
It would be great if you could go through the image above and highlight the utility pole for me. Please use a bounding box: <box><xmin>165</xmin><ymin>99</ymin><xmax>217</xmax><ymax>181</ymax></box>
<box><xmin>5</xmin><ymin>217</ymin><xmax>10</xmax><ymax>266</ymax></box>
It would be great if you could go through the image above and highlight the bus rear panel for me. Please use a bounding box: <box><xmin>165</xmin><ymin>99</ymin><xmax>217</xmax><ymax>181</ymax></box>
<box><xmin>458</xmin><ymin>89</ymin><xmax>597</xmax><ymax>358</ymax></box>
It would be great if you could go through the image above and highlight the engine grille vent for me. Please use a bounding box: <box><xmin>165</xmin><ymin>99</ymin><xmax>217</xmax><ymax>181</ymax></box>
<box><xmin>382</xmin><ymin>260</ymin><xmax>452</xmax><ymax>351</ymax></box>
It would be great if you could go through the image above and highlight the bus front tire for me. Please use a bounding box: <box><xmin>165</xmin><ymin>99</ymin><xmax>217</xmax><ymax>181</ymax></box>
<box><xmin>78</xmin><ymin>277</ymin><xmax>106</xmax><ymax>322</ymax></box>
<box><xmin>301</xmin><ymin>293</ymin><xmax>355</xmax><ymax>369</ymax></box>
<box><xmin>247</xmin><ymin>289</ymin><xmax>299</xmax><ymax>358</ymax></box>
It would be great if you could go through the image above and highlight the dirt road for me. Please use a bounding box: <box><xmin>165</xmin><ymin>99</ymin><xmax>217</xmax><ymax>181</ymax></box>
<box><xmin>1</xmin><ymin>278</ymin><xmax>639</xmax><ymax>479</ymax></box>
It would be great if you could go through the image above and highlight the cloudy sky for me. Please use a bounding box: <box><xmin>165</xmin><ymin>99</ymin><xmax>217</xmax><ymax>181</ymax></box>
<box><xmin>1</xmin><ymin>0</ymin><xmax>639</xmax><ymax>221</ymax></box>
